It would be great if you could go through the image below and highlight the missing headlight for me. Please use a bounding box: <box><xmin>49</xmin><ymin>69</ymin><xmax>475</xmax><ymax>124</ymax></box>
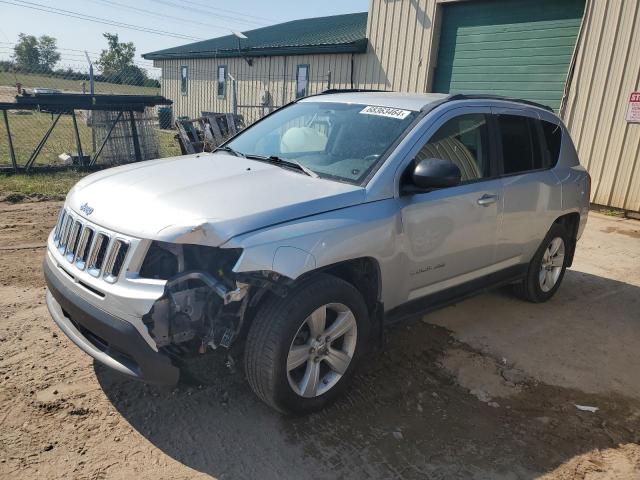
<box><xmin>141</xmin><ymin>242</ymin><xmax>245</xmax><ymax>352</ymax></box>
<box><xmin>139</xmin><ymin>241</ymin><xmax>241</xmax><ymax>285</ymax></box>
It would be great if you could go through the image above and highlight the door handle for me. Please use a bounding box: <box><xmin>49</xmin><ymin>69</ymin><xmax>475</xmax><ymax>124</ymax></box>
<box><xmin>477</xmin><ymin>194</ymin><xmax>498</xmax><ymax>206</ymax></box>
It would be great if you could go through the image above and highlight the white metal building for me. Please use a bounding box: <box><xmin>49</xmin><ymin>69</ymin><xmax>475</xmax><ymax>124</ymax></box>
<box><xmin>145</xmin><ymin>0</ymin><xmax>640</xmax><ymax>212</ymax></box>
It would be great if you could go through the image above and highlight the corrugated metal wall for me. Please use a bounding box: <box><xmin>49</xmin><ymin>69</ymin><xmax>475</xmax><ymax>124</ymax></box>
<box><xmin>354</xmin><ymin>0</ymin><xmax>439</xmax><ymax>92</ymax></box>
<box><xmin>153</xmin><ymin>0</ymin><xmax>639</xmax><ymax>211</ymax></box>
<box><xmin>359</xmin><ymin>0</ymin><xmax>639</xmax><ymax>211</ymax></box>
<box><xmin>563</xmin><ymin>0</ymin><xmax>640</xmax><ymax>212</ymax></box>
<box><xmin>155</xmin><ymin>53</ymin><xmax>353</xmax><ymax>124</ymax></box>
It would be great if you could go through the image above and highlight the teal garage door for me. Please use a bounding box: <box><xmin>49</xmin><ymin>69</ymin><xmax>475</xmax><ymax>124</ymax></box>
<box><xmin>433</xmin><ymin>0</ymin><xmax>585</xmax><ymax>111</ymax></box>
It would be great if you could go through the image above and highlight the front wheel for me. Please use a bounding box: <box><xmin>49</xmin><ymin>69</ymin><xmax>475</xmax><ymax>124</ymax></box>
<box><xmin>513</xmin><ymin>223</ymin><xmax>570</xmax><ymax>303</ymax></box>
<box><xmin>244</xmin><ymin>274</ymin><xmax>369</xmax><ymax>414</ymax></box>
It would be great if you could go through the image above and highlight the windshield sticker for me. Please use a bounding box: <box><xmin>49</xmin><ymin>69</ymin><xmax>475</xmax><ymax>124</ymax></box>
<box><xmin>360</xmin><ymin>105</ymin><xmax>412</xmax><ymax>119</ymax></box>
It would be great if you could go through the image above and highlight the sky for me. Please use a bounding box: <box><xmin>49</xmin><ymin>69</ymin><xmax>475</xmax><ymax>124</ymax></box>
<box><xmin>0</xmin><ymin>0</ymin><xmax>369</xmax><ymax>74</ymax></box>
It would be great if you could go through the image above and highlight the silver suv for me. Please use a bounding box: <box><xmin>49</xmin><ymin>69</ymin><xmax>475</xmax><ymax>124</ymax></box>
<box><xmin>44</xmin><ymin>92</ymin><xmax>590</xmax><ymax>414</ymax></box>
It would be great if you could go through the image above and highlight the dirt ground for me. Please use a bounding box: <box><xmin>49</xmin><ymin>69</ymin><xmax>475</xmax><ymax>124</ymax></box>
<box><xmin>1</xmin><ymin>200</ymin><xmax>639</xmax><ymax>480</ymax></box>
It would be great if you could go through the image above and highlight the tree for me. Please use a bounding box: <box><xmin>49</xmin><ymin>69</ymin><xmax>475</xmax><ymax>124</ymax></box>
<box><xmin>37</xmin><ymin>35</ymin><xmax>60</xmax><ymax>71</ymax></box>
<box><xmin>12</xmin><ymin>33</ymin><xmax>60</xmax><ymax>71</ymax></box>
<box><xmin>13</xmin><ymin>33</ymin><xmax>40</xmax><ymax>69</ymax></box>
<box><xmin>97</xmin><ymin>33</ymin><xmax>136</xmax><ymax>75</ymax></box>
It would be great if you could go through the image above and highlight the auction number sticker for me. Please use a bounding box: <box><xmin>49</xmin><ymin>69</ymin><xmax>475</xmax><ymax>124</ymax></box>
<box><xmin>360</xmin><ymin>105</ymin><xmax>412</xmax><ymax>119</ymax></box>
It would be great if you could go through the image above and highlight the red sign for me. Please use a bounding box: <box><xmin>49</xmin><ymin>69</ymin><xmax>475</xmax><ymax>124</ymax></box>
<box><xmin>628</xmin><ymin>92</ymin><xmax>640</xmax><ymax>123</ymax></box>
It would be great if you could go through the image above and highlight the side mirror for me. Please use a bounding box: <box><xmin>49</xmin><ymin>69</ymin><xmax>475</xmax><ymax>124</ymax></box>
<box><xmin>412</xmin><ymin>158</ymin><xmax>461</xmax><ymax>190</ymax></box>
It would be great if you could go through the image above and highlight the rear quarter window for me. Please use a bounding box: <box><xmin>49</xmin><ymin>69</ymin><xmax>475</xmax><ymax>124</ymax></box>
<box><xmin>541</xmin><ymin>121</ymin><xmax>562</xmax><ymax>168</ymax></box>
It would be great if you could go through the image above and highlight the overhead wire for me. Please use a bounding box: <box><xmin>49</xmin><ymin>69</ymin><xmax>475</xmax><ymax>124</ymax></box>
<box><xmin>90</xmin><ymin>0</ymin><xmax>256</xmax><ymax>33</ymax></box>
<box><xmin>0</xmin><ymin>0</ymin><xmax>205</xmax><ymax>41</ymax></box>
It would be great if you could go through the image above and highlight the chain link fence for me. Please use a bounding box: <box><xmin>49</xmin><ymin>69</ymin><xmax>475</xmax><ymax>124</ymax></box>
<box><xmin>1</xmin><ymin>58</ymin><xmax>344</xmax><ymax>169</ymax></box>
<box><xmin>0</xmin><ymin>60</ymin><xmax>182</xmax><ymax>170</ymax></box>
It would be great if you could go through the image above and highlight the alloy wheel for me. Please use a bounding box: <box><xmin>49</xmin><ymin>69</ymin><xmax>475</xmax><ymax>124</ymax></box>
<box><xmin>539</xmin><ymin>237</ymin><xmax>565</xmax><ymax>292</ymax></box>
<box><xmin>286</xmin><ymin>303</ymin><xmax>357</xmax><ymax>398</ymax></box>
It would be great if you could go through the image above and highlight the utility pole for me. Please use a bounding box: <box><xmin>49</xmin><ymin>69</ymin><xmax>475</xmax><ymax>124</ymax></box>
<box><xmin>84</xmin><ymin>51</ymin><xmax>95</xmax><ymax>94</ymax></box>
<box><xmin>85</xmin><ymin>51</ymin><xmax>96</xmax><ymax>153</ymax></box>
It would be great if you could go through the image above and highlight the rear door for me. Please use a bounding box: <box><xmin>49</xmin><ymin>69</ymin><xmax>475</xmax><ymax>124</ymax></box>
<box><xmin>492</xmin><ymin>108</ymin><xmax>561</xmax><ymax>264</ymax></box>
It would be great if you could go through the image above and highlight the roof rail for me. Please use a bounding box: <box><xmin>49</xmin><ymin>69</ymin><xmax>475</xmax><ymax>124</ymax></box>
<box><xmin>446</xmin><ymin>94</ymin><xmax>554</xmax><ymax>112</ymax></box>
<box><xmin>320</xmin><ymin>88</ymin><xmax>389</xmax><ymax>95</ymax></box>
<box><xmin>301</xmin><ymin>90</ymin><xmax>555</xmax><ymax>113</ymax></box>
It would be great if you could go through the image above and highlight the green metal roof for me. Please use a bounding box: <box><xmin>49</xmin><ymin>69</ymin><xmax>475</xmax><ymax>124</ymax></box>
<box><xmin>143</xmin><ymin>12</ymin><xmax>368</xmax><ymax>60</ymax></box>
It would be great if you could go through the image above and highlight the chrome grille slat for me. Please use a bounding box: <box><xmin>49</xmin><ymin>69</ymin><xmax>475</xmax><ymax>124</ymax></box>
<box><xmin>58</xmin><ymin>215</ymin><xmax>74</xmax><ymax>251</ymax></box>
<box><xmin>103</xmin><ymin>239</ymin><xmax>129</xmax><ymax>283</ymax></box>
<box><xmin>75</xmin><ymin>226</ymin><xmax>94</xmax><ymax>270</ymax></box>
<box><xmin>87</xmin><ymin>232</ymin><xmax>110</xmax><ymax>277</ymax></box>
<box><xmin>53</xmin><ymin>210</ymin><xmax>65</xmax><ymax>240</ymax></box>
<box><xmin>103</xmin><ymin>241</ymin><xmax>120</xmax><ymax>282</ymax></box>
<box><xmin>65</xmin><ymin>221</ymin><xmax>82</xmax><ymax>261</ymax></box>
<box><xmin>51</xmin><ymin>207</ymin><xmax>131</xmax><ymax>283</ymax></box>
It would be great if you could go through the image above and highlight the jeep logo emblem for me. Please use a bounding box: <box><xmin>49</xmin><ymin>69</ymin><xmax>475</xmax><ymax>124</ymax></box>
<box><xmin>80</xmin><ymin>203</ymin><xmax>94</xmax><ymax>216</ymax></box>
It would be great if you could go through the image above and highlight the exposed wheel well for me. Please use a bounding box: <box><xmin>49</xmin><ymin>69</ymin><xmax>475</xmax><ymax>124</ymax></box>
<box><xmin>303</xmin><ymin>257</ymin><xmax>384</xmax><ymax>352</ymax></box>
<box><xmin>553</xmin><ymin>212</ymin><xmax>580</xmax><ymax>267</ymax></box>
<box><xmin>319</xmin><ymin>257</ymin><xmax>381</xmax><ymax>314</ymax></box>
<box><xmin>237</xmin><ymin>257</ymin><xmax>383</xmax><ymax>346</ymax></box>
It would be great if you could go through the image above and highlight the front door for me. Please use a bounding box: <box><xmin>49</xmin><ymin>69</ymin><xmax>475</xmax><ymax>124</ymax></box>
<box><xmin>398</xmin><ymin>109</ymin><xmax>503</xmax><ymax>301</ymax></box>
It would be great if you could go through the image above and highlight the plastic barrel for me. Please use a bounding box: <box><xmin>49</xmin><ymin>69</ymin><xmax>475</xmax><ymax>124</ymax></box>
<box><xmin>158</xmin><ymin>106</ymin><xmax>173</xmax><ymax>130</ymax></box>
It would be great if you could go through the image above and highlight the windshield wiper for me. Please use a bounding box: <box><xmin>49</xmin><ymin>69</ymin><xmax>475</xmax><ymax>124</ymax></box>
<box><xmin>244</xmin><ymin>154</ymin><xmax>318</xmax><ymax>178</ymax></box>
<box><xmin>214</xmin><ymin>145</ymin><xmax>245</xmax><ymax>157</ymax></box>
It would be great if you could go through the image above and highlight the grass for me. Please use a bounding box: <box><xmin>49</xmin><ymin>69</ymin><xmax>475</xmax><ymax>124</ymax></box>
<box><xmin>0</xmin><ymin>171</ymin><xmax>87</xmax><ymax>199</ymax></box>
<box><xmin>158</xmin><ymin>130</ymin><xmax>182</xmax><ymax>158</ymax></box>
<box><xmin>0</xmin><ymin>126</ymin><xmax>181</xmax><ymax>201</ymax></box>
<box><xmin>1</xmin><ymin>111</ymin><xmax>95</xmax><ymax>167</ymax></box>
<box><xmin>0</xmin><ymin>72</ymin><xmax>181</xmax><ymax>201</ymax></box>
<box><xmin>0</xmin><ymin>70</ymin><xmax>160</xmax><ymax>96</ymax></box>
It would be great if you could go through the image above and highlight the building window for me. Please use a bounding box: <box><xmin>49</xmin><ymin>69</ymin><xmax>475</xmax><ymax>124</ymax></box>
<box><xmin>217</xmin><ymin>65</ymin><xmax>227</xmax><ymax>98</ymax></box>
<box><xmin>180</xmin><ymin>66</ymin><xmax>188</xmax><ymax>96</ymax></box>
<box><xmin>296</xmin><ymin>64</ymin><xmax>309</xmax><ymax>98</ymax></box>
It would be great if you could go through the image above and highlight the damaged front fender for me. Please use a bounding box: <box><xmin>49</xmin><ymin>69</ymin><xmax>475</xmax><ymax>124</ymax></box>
<box><xmin>156</xmin><ymin>221</ymin><xmax>229</xmax><ymax>247</ymax></box>
<box><xmin>138</xmin><ymin>240</ymin><xmax>301</xmax><ymax>355</ymax></box>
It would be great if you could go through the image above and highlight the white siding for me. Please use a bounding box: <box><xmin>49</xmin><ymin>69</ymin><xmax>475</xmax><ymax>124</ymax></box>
<box><xmin>563</xmin><ymin>0</ymin><xmax>640</xmax><ymax>211</ymax></box>
<box><xmin>155</xmin><ymin>53</ymin><xmax>353</xmax><ymax>124</ymax></box>
<box><xmin>354</xmin><ymin>0</ymin><xmax>439</xmax><ymax>92</ymax></box>
<box><xmin>154</xmin><ymin>0</ymin><xmax>639</xmax><ymax>211</ymax></box>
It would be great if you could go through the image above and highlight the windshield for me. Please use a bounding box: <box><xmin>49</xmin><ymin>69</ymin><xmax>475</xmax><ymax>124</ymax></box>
<box><xmin>225</xmin><ymin>101</ymin><xmax>419</xmax><ymax>184</ymax></box>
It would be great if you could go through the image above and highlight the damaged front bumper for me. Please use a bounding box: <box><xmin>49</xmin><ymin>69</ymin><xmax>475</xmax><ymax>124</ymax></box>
<box><xmin>43</xmin><ymin>230</ymin><xmax>286</xmax><ymax>386</ymax></box>
<box><xmin>44</xmin><ymin>259</ymin><xmax>180</xmax><ymax>385</ymax></box>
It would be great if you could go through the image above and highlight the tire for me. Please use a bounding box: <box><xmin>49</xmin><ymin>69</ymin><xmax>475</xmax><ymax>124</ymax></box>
<box><xmin>244</xmin><ymin>273</ymin><xmax>369</xmax><ymax>415</ymax></box>
<box><xmin>513</xmin><ymin>223</ymin><xmax>570</xmax><ymax>303</ymax></box>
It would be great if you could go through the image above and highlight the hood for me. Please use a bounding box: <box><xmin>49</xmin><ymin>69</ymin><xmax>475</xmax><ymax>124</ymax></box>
<box><xmin>67</xmin><ymin>153</ymin><xmax>365</xmax><ymax>246</ymax></box>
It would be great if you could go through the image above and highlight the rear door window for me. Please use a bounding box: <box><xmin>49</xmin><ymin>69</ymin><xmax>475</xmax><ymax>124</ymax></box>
<box><xmin>497</xmin><ymin>114</ymin><xmax>543</xmax><ymax>175</ymax></box>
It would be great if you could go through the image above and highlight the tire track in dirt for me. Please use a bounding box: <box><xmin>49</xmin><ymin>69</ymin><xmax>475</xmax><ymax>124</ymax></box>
<box><xmin>1</xmin><ymin>201</ymin><xmax>639</xmax><ymax>479</ymax></box>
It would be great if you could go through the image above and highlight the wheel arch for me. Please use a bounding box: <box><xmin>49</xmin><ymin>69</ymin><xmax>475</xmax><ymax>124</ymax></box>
<box><xmin>238</xmin><ymin>257</ymin><xmax>384</xmax><ymax>348</ymax></box>
<box><xmin>553</xmin><ymin>211</ymin><xmax>580</xmax><ymax>267</ymax></box>
<box><xmin>314</xmin><ymin>257</ymin><xmax>382</xmax><ymax>314</ymax></box>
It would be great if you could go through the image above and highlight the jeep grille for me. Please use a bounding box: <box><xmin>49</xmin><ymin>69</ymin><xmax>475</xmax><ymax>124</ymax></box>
<box><xmin>52</xmin><ymin>207</ymin><xmax>130</xmax><ymax>283</ymax></box>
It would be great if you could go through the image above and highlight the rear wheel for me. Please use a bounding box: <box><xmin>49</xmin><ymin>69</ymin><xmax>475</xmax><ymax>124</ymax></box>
<box><xmin>514</xmin><ymin>223</ymin><xmax>570</xmax><ymax>302</ymax></box>
<box><xmin>244</xmin><ymin>274</ymin><xmax>369</xmax><ymax>414</ymax></box>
